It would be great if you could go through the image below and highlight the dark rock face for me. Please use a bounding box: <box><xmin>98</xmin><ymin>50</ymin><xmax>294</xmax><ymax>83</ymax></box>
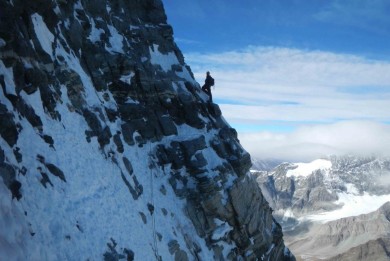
<box><xmin>0</xmin><ymin>104</ymin><xmax>19</xmax><ymax>147</ymax></box>
<box><xmin>0</xmin><ymin>0</ymin><xmax>293</xmax><ymax>260</ymax></box>
<box><xmin>0</xmin><ymin>150</ymin><xmax>22</xmax><ymax>199</ymax></box>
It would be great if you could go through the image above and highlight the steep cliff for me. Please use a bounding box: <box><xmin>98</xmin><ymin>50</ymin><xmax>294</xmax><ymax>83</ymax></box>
<box><xmin>0</xmin><ymin>0</ymin><xmax>294</xmax><ymax>260</ymax></box>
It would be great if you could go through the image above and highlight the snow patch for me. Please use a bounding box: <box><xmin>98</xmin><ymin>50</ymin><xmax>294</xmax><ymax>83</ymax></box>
<box><xmin>149</xmin><ymin>44</ymin><xmax>179</xmax><ymax>72</ymax></box>
<box><xmin>129</xmin><ymin>25</ymin><xmax>140</xmax><ymax>30</ymax></box>
<box><xmin>286</xmin><ymin>159</ymin><xmax>332</xmax><ymax>178</ymax></box>
<box><xmin>106</xmin><ymin>25</ymin><xmax>124</xmax><ymax>54</ymax></box>
<box><xmin>141</xmin><ymin>56</ymin><xmax>148</xmax><ymax>63</ymax></box>
<box><xmin>119</xmin><ymin>72</ymin><xmax>135</xmax><ymax>84</ymax></box>
<box><xmin>282</xmin><ymin>208</ymin><xmax>295</xmax><ymax>221</ymax></box>
<box><xmin>20</xmin><ymin>89</ymin><xmax>46</xmax><ymax>120</ymax></box>
<box><xmin>88</xmin><ymin>19</ymin><xmax>105</xmax><ymax>43</ymax></box>
<box><xmin>175</xmin><ymin>66</ymin><xmax>196</xmax><ymax>83</ymax></box>
<box><xmin>53</xmin><ymin>4</ymin><xmax>61</xmax><ymax>15</ymax></box>
<box><xmin>212</xmin><ymin>219</ymin><xmax>233</xmax><ymax>240</ymax></box>
<box><xmin>344</xmin><ymin>183</ymin><xmax>359</xmax><ymax>195</ymax></box>
<box><xmin>0</xmin><ymin>60</ymin><xmax>16</xmax><ymax>95</ymax></box>
<box><xmin>74</xmin><ymin>0</ymin><xmax>83</xmax><ymax>10</ymax></box>
<box><xmin>306</xmin><ymin>192</ymin><xmax>390</xmax><ymax>223</ymax></box>
<box><xmin>31</xmin><ymin>13</ymin><xmax>54</xmax><ymax>59</ymax></box>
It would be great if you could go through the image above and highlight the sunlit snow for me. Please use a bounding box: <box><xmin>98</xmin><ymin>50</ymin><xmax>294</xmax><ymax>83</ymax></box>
<box><xmin>88</xmin><ymin>19</ymin><xmax>105</xmax><ymax>43</ymax></box>
<box><xmin>106</xmin><ymin>25</ymin><xmax>124</xmax><ymax>54</ymax></box>
<box><xmin>286</xmin><ymin>159</ymin><xmax>332</xmax><ymax>178</ymax></box>
<box><xmin>149</xmin><ymin>44</ymin><xmax>179</xmax><ymax>72</ymax></box>
<box><xmin>306</xmin><ymin>191</ymin><xmax>390</xmax><ymax>223</ymax></box>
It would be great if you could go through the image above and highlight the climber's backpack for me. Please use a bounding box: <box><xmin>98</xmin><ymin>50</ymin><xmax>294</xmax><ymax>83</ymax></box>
<box><xmin>210</xmin><ymin>77</ymin><xmax>215</xmax><ymax>86</ymax></box>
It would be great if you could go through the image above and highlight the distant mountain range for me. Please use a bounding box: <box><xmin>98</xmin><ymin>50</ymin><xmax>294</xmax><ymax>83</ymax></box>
<box><xmin>251</xmin><ymin>158</ymin><xmax>282</xmax><ymax>171</ymax></box>
<box><xmin>251</xmin><ymin>155</ymin><xmax>390</xmax><ymax>260</ymax></box>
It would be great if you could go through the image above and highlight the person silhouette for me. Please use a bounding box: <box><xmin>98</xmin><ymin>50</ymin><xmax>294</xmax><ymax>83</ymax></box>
<box><xmin>201</xmin><ymin>71</ymin><xmax>214</xmax><ymax>102</ymax></box>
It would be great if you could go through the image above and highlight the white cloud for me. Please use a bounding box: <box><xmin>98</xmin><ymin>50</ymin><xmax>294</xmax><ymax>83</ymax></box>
<box><xmin>188</xmin><ymin>46</ymin><xmax>390</xmax><ymax>95</ymax></box>
<box><xmin>185</xmin><ymin>46</ymin><xmax>390</xmax><ymax>162</ymax></box>
<box><xmin>188</xmin><ymin>46</ymin><xmax>390</xmax><ymax>120</ymax></box>
<box><xmin>175</xmin><ymin>37</ymin><xmax>201</xmax><ymax>45</ymax></box>
<box><xmin>238</xmin><ymin>121</ymin><xmax>390</xmax><ymax>162</ymax></box>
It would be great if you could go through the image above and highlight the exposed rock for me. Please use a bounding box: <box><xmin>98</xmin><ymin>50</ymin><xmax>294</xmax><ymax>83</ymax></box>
<box><xmin>45</xmin><ymin>163</ymin><xmax>66</xmax><ymax>182</ymax></box>
<box><xmin>42</xmin><ymin>134</ymin><xmax>54</xmax><ymax>148</ymax></box>
<box><xmin>103</xmin><ymin>238</ymin><xmax>129</xmax><ymax>261</ymax></box>
<box><xmin>325</xmin><ymin>238</ymin><xmax>390</xmax><ymax>261</ymax></box>
<box><xmin>285</xmin><ymin>202</ymin><xmax>390</xmax><ymax>260</ymax></box>
<box><xmin>0</xmin><ymin>161</ymin><xmax>21</xmax><ymax>200</ymax></box>
<box><xmin>0</xmin><ymin>104</ymin><xmax>19</xmax><ymax>146</ymax></box>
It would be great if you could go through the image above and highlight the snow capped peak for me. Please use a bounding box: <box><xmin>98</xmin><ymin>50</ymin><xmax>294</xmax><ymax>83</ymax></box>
<box><xmin>286</xmin><ymin>159</ymin><xmax>332</xmax><ymax>178</ymax></box>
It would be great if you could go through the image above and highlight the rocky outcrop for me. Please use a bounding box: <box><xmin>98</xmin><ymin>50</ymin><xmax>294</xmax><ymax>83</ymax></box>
<box><xmin>325</xmin><ymin>238</ymin><xmax>390</xmax><ymax>261</ymax></box>
<box><xmin>0</xmin><ymin>0</ymin><xmax>293</xmax><ymax>260</ymax></box>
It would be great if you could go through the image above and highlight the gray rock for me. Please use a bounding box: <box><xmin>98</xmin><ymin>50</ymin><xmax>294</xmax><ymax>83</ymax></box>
<box><xmin>325</xmin><ymin>238</ymin><xmax>390</xmax><ymax>261</ymax></box>
<box><xmin>122</xmin><ymin>157</ymin><xmax>133</xmax><ymax>175</ymax></box>
<box><xmin>113</xmin><ymin>133</ymin><xmax>124</xmax><ymax>153</ymax></box>
<box><xmin>158</xmin><ymin>115</ymin><xmax>177</xmax><ymax>136</ymax></box>
<box><xmin>286</xmin><ymin>202</ymin><xmax>390</xmax><ymax>260</ymax></box>
<box><xmin>168</xmin><ymin>240</ymin><xmax>190</xmax><ymax>261</ymax></box>
<box><xmin>45</xmin><ymin>163</ymin><xmax>66</xmax><ymax>182</ymax></box>
<box><xmin>0</xmin><ymin>161</ymin><xmax>22</xmax><ymax>199</ymax></box>
<box><xmin>0</xmin><ymin>103</ymin><xmax>19</xmax><ymax>146</ymax></box>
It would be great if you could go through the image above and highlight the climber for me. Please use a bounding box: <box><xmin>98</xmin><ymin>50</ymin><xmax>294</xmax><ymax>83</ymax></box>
<box><xmin>201</xmin><ymin>71</ymin><xmax>214</xmax><ymax>102</ymax></box>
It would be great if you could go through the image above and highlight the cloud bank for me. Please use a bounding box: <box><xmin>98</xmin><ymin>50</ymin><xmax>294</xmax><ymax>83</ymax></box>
<box><xmin>185</xmin><ymin>46</ymin><xmax>390</xmax><ymax>162</ymax></box>
<box><xmin>188</xmin><ymin>46</ymin><xmax>390</xmax><ymax>124</ymax></box>
<box><xmin>238</xmin><ymin>121</ymin><xmax>390</xmax><ymax>162</ymax></box>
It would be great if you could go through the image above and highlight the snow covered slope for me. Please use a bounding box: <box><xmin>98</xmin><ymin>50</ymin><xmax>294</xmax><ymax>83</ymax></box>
<box><xmin>0</xmin><ymin>1</ymin><xmax>294</xmax><ymax>260</ymax></box>
<box><xmin>286</xmin><ymin>159</ymin><xmax>332</xmax><ymax>178</ymax></box>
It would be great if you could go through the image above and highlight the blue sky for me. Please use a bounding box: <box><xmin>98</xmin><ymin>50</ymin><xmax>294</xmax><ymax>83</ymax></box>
<box><xmin>162</xmin><ymin>0</ymin><xmax>390</xmax><ymax>161</ymax></box>
<box><xmin>163</xmin><ymin>0</ymin><xmax>390</xmax><ymax>58</ymax></box>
